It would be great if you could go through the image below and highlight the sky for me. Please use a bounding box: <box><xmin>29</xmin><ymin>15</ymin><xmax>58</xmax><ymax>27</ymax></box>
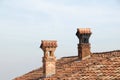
<box><xmin>0</xmin><ymin>0</ymin><xmax>120</xmax><ymax>80</ymax></box>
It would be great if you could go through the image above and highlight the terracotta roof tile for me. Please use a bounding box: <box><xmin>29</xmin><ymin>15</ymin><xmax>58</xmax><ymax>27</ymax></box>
<box><xmin>14</xmin><ymin>50</ymin><xmax>120</xmax><ymax>80</ymax></box>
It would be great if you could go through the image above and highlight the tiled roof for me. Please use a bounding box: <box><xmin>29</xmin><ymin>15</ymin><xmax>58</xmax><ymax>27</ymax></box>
<box><xmin>14</xmin><ymin>50</ymin><xmax>120</xmax><ymax>80</ymax></box>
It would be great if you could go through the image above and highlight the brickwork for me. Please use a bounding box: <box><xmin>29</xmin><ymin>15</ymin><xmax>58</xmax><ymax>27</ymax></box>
<box><xmin>76</xmin><ymin>28</ymin><xmax>92</xmax><ymax>60</ymax></box>
<box><xmin>78</xmin><ymin>43</ymin><xmax>91</xmax><ymax>60</ymax></box>
<box><xmin>40</xmin><ymin>40</ymin><xmax>57</xmax><ymax>78</ymax></box>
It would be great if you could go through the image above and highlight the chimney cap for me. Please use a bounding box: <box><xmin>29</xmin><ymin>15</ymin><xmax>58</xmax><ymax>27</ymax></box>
<box><xmin>40</xmin><ymin>40</ymin><xmax>57</xmax><ymax>48</ymax></box>
<box><xmin>77</xmin><ymin>28</ymin><xmax>92</xmax><ymax>34</ymax></box>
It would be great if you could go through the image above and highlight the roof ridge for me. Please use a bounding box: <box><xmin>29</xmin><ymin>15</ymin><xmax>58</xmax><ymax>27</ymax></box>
<box><xmin>92</xmin><ymin>50</ymin><xmax>120</xmax><ymax>58</ymax></box>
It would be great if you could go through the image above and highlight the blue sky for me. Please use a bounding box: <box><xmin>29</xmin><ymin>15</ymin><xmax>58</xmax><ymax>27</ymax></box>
<box><xmin>0</xmin><ymin>0</ymin><xmax>120</xmax><ymax>80</ymax></box>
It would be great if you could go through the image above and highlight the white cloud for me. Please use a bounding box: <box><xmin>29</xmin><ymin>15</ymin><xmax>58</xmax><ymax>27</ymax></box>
<box><xmin>0</xmin><ymin>2</ymin><xmax>119</xmax><ymax>28</ymax></box>
<box><xmin>1</xmin><ymin>0</ymin><xmax>119</xmax><ymax>25</ymax></box>
<box><xmin>0</xmin><ymin>0</ymin><xmax>114</xmax><ymax>14</ymax></box>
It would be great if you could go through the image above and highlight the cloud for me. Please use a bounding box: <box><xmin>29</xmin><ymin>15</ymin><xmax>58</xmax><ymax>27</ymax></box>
<box><xmin>1</xmin><ymin>0</ymin><xmax>119</xmax><ymax>26</ymax></box>
<box><xmin>0</xmin><ymin>0</ymin><xmax>114</xmax><ymax>15</ymax></box>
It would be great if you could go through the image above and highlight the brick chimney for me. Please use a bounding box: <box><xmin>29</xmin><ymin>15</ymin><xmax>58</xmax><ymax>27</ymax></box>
<box><xmin>76</xmin><ymin>28</ymin><xmax>92</xmax><ymax>60</ymax></box>
<box><xmin>40</xmin><ymin>40</ymin><xmax>57</xmax><ymax>77</ymax></box>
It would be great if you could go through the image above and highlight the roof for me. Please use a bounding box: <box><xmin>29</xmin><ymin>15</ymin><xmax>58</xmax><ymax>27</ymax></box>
<box><xmin>14</xmin><ymin>50</ymin><xmax>120</xmax><ymax>80</ymax></box>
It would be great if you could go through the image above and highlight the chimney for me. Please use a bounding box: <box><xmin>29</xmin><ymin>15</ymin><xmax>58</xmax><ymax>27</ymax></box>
<box><xmin>76</xmin><ymin>28</ymin><xmax>92</xmax><ymax>60</ymax></box>
<box><xmin>40</xmin><ymin>40</ymin><xmax>57</xmax><ymax>77</ymax></box>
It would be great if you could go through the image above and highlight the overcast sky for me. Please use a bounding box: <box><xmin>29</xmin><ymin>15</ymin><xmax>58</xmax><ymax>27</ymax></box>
<box><xmin>0</xmin><ymin>0</ymin><xmax>120</xmax><ymax>80</ymax></box>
